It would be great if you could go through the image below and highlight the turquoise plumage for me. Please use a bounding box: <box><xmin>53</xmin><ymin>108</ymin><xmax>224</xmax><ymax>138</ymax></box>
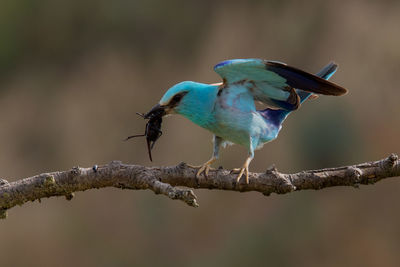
<box><xmin>145</xmin><ymin>59</ymin><xmax>347</xmax><ymax>183</ymax></box>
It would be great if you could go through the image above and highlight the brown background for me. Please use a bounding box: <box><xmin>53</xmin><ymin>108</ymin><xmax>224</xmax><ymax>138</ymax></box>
<box><xmin>1</xmin><ymin>1</ymin><xmax>400</xmax><ymax>266</ymax></box>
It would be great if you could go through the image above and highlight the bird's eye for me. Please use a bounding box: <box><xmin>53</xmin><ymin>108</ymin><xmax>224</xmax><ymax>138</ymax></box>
<box><xmin>169</xmin><ymin>92</ymin><xmax>188</xmax><ymax>107</ymax></box>
<box><xmin>172</xmin><ymin>94</ymin><xmax>183</xmax><ymax>103</ymax></box>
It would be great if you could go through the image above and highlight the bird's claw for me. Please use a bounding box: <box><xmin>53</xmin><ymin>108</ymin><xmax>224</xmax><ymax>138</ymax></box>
<box><xmin>192</xmin><ymin>157</ymin><xmax>217</xmax><ymax>178</ymax></box>
<box><xmin>196</xmin><ymin>164</ymin><xmax>212</xmax><ymax>178</ymax></box>
<box><xmin>231</xmin><ymin>167</ymin><xmax>249</xmax><ymax>184</ymax></box>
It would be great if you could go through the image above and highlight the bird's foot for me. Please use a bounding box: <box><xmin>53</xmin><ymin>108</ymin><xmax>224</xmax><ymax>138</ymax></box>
<box><xmin>231</xmin><ymin>166</ymin><xmax>249</xmax><ymax>184</ymax></box>
<box><xmin>231</xmin><ymin>154</ymin><xmax>253</xmax><ymax>184</ymax></box>
<box><xmin>190</xmin><ymin>157</ymin><xmax>217</xmax><ymax>178</ymax></box>
<box><xmin>196</xmin><ymin>164</ymin><xmax>212</xmax><ymax>178</ymax></box>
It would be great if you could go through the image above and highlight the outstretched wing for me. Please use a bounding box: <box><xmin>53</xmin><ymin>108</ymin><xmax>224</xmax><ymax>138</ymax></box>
<box><xmin>258</xmin><ymin>62</ymin><xmax>339</xmax><ymax>129</ymax></box>
<box><xmin>214</xmin><ymin>59</ymin><xmax>347</xmax><ymax>110</ymax></box>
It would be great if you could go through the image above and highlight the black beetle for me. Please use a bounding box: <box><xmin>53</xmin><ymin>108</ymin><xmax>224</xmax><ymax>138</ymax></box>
<box><xmin>126</xmin><ymin>105</ymin><xmax>165</xmax><ymax>161</ymax></box>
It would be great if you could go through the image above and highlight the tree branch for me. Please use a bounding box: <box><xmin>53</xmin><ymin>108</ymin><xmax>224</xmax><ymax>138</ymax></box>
<box><xmin>0</xmin><ymin>153</ymin><xmax>399</xmax><ymax>219</ymax></box>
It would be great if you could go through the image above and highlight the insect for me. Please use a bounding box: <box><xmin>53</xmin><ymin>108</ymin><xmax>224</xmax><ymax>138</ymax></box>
<box><xmin>126</xmin><ymin>110</ymin><xmax>164</xmax><ymax>161</ymax></box>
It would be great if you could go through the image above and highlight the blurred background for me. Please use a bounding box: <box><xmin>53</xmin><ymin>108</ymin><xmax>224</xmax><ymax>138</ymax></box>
<box><xmin>1</xmin><ymin>0</ymin><xmax>400</xmax><ymax>266</ymax></box>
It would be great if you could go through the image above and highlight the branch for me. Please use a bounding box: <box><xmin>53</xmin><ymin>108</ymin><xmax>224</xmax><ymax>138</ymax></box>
<box><xmin>0</xmin><ymin>154</ymin><xmax>399</xmax><ymax>219</ymax></box>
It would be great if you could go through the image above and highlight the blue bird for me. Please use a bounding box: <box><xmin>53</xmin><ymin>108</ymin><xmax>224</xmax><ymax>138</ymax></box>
<box><xmin>144</xmin><ymin>59</ymin><xmax>347</xmax><ymax>184</ymax></box>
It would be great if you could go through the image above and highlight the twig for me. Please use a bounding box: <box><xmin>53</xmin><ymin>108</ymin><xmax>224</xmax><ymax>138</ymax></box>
<box><xmin>0</xmin><ymin>154</ymin><xmax>399</xmax><ymax>219</ymax></box>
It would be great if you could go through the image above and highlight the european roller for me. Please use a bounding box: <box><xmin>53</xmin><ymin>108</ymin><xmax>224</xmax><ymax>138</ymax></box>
<box><xmin>144</xmin><ymin>59</ymin><xmax>347</xmax><ymax>184</ymax></box>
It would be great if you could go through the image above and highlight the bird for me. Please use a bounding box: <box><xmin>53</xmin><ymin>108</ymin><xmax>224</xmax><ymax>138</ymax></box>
<box><xmin>144</xmin><ymin>59</ymin><xmax>347</xmax><ymax>184</ymax></box>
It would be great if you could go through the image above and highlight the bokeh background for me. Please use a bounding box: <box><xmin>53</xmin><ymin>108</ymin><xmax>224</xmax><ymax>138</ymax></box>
<box><xmin>1</xmin><ymin>1</ymin><xmax>400</xmax><ymax>266</ymax></box>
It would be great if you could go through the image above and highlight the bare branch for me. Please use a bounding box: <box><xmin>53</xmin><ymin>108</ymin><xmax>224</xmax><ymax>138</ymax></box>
<box><xmin>0</xmin><ymin>154</ymin><xmax>399</xmax><ymax>219</ymax></box>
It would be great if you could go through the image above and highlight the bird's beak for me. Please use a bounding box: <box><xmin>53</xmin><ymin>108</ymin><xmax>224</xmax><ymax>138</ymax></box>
<box><xmin>144</xmin><ymin>103</ymin><xmax>166</xmax><ymax>119</ymax></box>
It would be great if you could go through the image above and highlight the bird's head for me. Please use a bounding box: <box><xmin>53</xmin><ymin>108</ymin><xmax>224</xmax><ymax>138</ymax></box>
<box><xmin>132</xmin><ymin>82</ymin><xmax>196</xmax><ymax>162</ymax></box>
<box><xmin>159</xmin><ymin>81</ymin><xmax>193</xmax><ymax>115</ymax></box>
<box><xmin>144</xmin><ymin>81</ymin><xmax>213</xmax><ymax>119</ymax></box>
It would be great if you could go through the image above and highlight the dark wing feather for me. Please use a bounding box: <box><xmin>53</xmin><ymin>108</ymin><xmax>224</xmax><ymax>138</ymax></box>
<box><xmin>265</xmin><ymin>61</ymin><xmax>347</xmax><ymax>96</ymax></box>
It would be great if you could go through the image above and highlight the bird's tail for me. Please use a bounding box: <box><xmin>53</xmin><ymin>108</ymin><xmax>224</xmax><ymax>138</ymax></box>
<box><xmin>258</xmin><ymin>62</ymin><xmax>338</xmax><ymax>126</ymax></box>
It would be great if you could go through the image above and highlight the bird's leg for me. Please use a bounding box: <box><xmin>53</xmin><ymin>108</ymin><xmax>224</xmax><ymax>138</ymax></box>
<box><xmin>195</xmin><ymin>157</ymin><xmax>217</xmax><ymax>178</ymax></box>
<box><xmin>231</xmin><ymin>151</ymin><xmax>254</xmax><ymax>184</ymax></box>
<box><xmin>190</xmin><ymin>136</ymin><xmax>222</xmax><ymax>178</ymax></box>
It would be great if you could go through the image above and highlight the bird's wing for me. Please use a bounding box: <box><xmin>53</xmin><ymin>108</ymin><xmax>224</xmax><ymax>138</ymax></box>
<box><xmin>214</xmin><ymin>59</ymin><xmax>347</xmax><ymax>110</ymax></box>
